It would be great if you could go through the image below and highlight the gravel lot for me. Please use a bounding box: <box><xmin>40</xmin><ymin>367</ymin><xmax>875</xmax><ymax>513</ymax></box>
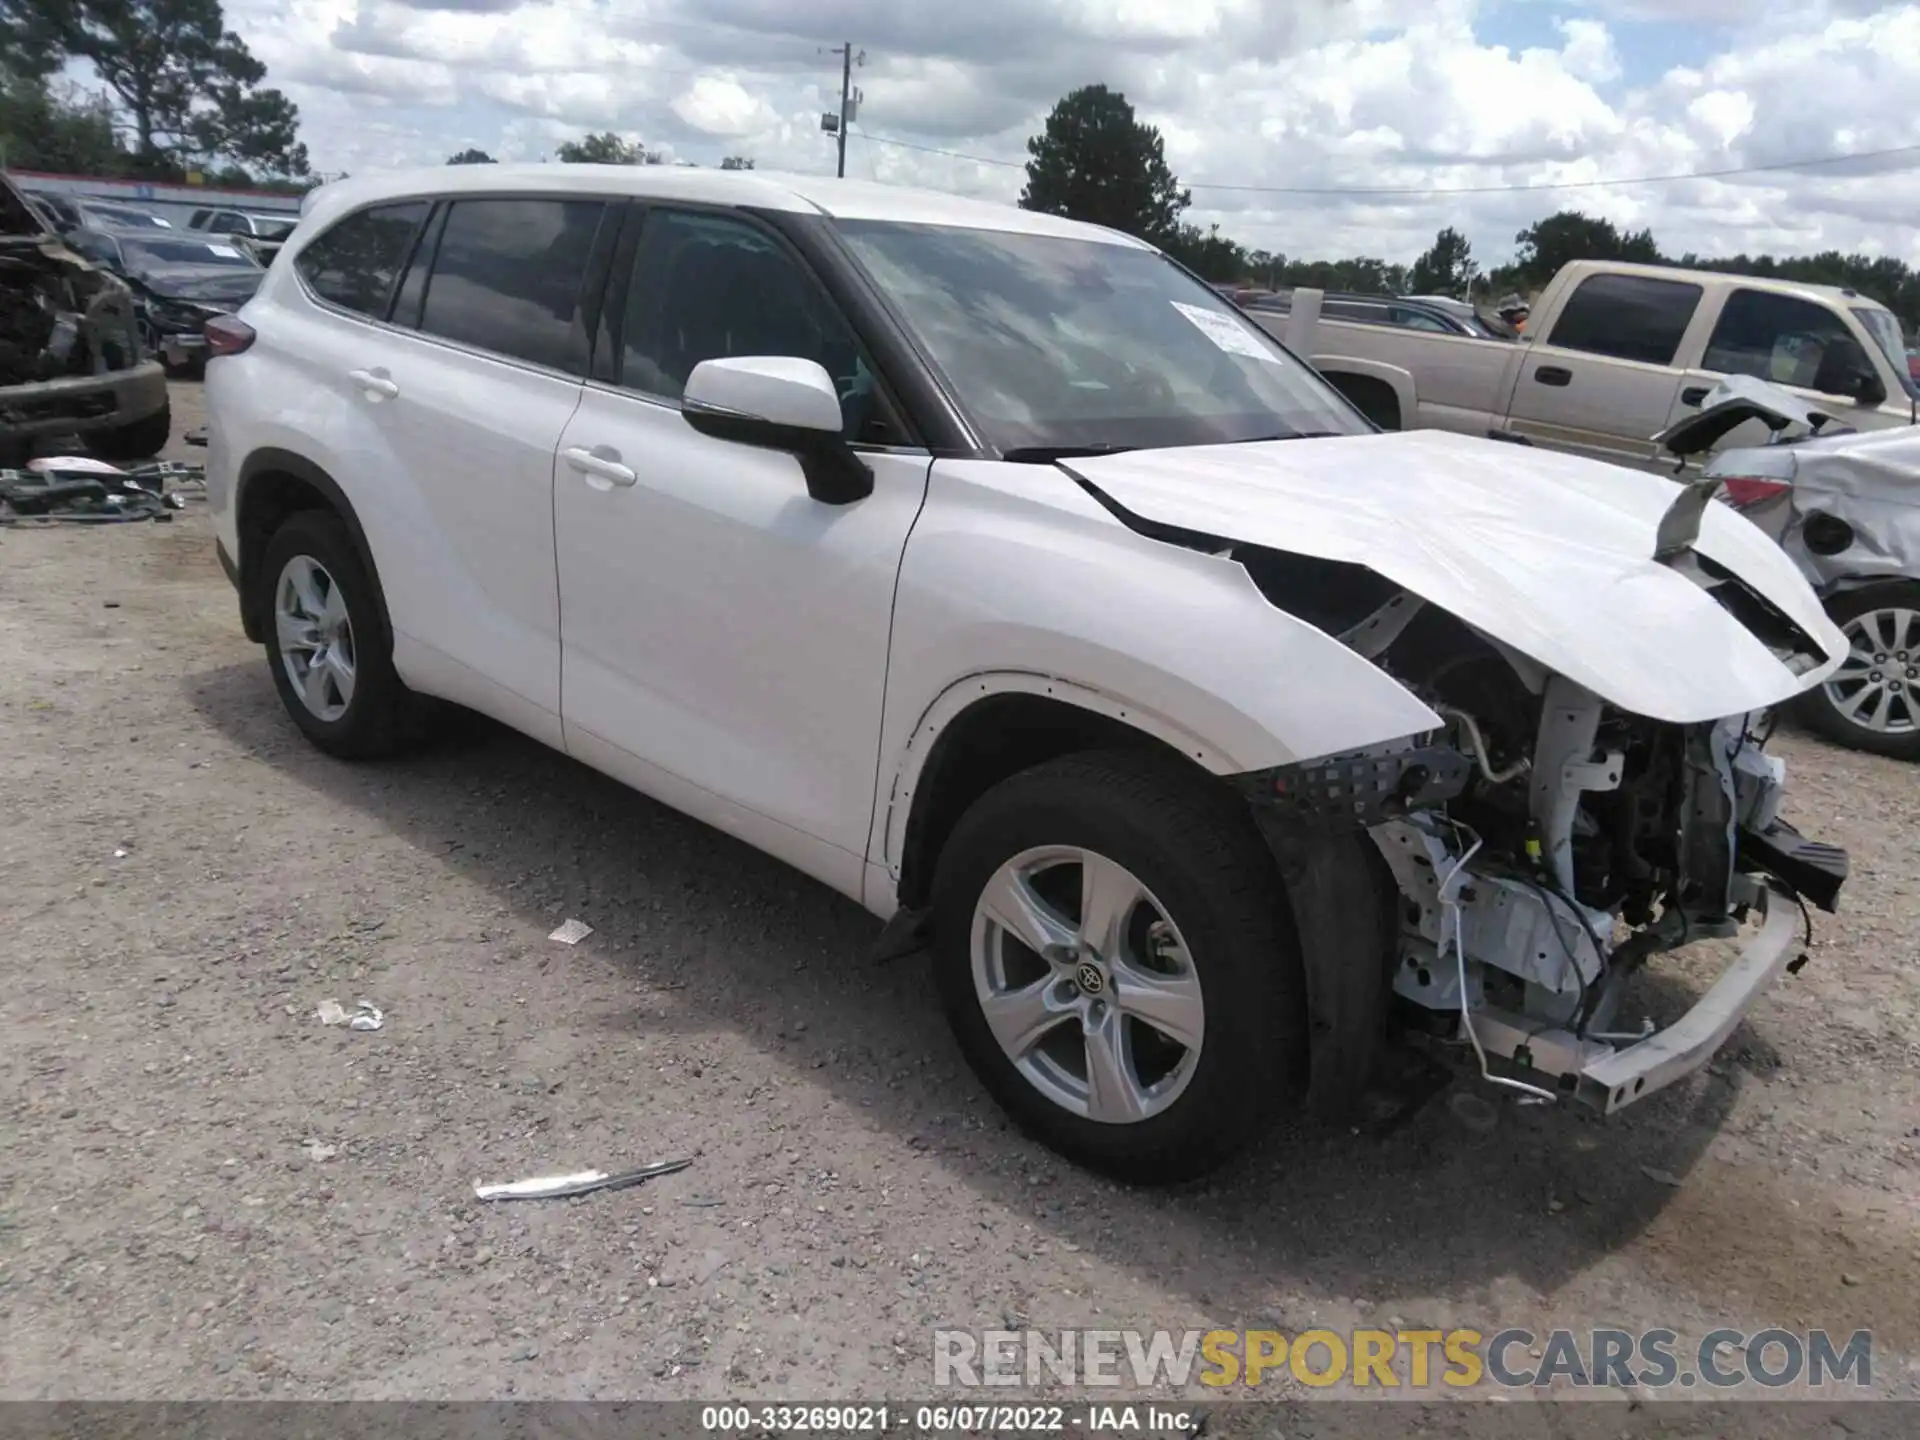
<box><xmin>2</xmin><ymin>382</ymin><xmax>1916</xmax><ymax>1407</ymax></box>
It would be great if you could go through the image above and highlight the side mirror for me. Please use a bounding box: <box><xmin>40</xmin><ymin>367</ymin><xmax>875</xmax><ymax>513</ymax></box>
<box><xmin>681</xmin><ymin>356</ymin><xmax>872</xmax><ymax>505</ymax></box>
<box><xmin>1813</xmin><ymin>336</ymin><xmax>1887</xmax><ymax>407</ymax></box>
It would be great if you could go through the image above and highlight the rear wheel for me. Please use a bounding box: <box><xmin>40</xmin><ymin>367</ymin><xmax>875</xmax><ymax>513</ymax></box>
<box><xmin>259</xmin><ymin>511</ymin><xmax>431</xmax><ymax>758</ymax></box>
<box><xmin>1798</xmin><ymin>582</ymin><xmax>1920</xmax><ymax>761</ymax></box>
<box><xmin>930</xmin><ymin>751</ymin><xmax>1306</xmax><ymax>1182</ymax></box>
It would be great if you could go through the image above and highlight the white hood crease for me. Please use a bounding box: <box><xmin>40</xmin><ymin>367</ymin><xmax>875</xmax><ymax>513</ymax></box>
<box><xmin>1065</xmin><ymin>429</ymin><xmax>1849</xmax><ymax>726</ymax></box>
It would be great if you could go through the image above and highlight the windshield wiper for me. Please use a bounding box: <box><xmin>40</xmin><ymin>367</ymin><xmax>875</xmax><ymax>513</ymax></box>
<box><xmin>1000</xmin><ymin>444</ymin><xmax>1137</xmax><ymax>464</ymax></box>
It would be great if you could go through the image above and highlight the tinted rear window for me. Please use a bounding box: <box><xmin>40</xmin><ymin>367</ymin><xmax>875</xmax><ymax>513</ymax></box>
<box><xmin>1546</xmin><ymin>273</ymin><xmax>1703</xmax><ymax>366</ymax></box>
<box><xmin>416</xmin><ymin>198</ymin><xmax>604</xmax><ymax>373</ymax></box>
<box><xmin>296</xmin><ymin>202</ymin><xmax>430</xmax><ymax>318</ymax></box>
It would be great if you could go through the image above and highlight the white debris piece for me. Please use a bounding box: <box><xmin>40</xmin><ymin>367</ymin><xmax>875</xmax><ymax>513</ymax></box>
<box><xmin>349</xmin><ymin>1000</ymin><xmax>384</xmax><ymax>1031</ymax></box>
<box><xmin>548</xmin><ymin>918</ymin><xmax>594</xmax><ymax>946</ymax></box>
<box><xmin>315</xmin><ymin>999</ymin><xmax>349</xmax><ymax>1026</ymax></box>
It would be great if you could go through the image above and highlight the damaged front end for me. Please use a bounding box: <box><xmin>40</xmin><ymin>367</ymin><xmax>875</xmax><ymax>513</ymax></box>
<box><xmin>3</xmin><ymin>175</ymin><xmax>161</xmax><ymax>460</ymax></box>
<box><xmin>1</xmin><ymin>234</ymin><xmax>142</xmax><ymax>389</ymax></box>
<box><xmin>1240</xmin><ymin>566</ymin><xmax>1846</xmax><ymax>1114</ymax></box>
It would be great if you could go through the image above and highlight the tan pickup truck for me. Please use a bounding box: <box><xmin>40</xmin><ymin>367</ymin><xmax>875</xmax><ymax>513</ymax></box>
<box><xmin>1245</xmin><ymin>260</ymin><xmax>1918</xmax><ymax>469</ymax></box>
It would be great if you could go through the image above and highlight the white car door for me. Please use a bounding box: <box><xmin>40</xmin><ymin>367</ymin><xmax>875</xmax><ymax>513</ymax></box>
<box><xmin>553</xmin><ymin>205</ymin><xmax>931</xmax><ymax>896</ymax></box>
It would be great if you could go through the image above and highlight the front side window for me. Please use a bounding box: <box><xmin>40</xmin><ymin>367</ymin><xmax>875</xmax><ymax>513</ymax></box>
<box><xmin>835</xmin><ymin>220</ymin><xmax>1365</xmax><ymax>454</ymax></box>
<box><xmin>617</xmin><ymin>208</ymin><xmax>884</xmax><ymax>441</ymax></box>
<box><xmin>1547</xmin><ymin>273</ymin><xmax>1703</xmax><ymax>366</ymax></box>
<box><xmin>295</xmin><ymin>201</ymin><xmax>430</xmax><ymax>318</ymax></box>
<box><xmin>1703</xmin><ymin>289</ymin><xmax>1858</xmax><ymax>391</ymax></box>
<box><xmin>417</xmin><ymin>198</ymin><xmax>604</xmax><ymax>373</ymax></box>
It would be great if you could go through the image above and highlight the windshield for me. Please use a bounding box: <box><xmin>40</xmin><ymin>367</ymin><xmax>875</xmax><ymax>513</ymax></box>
<box><xmin>1852</xmin><ymin>307</ymin><xmax>1914</xmax><ymax>392</ymax></box>
<box><xmin>835</xmin><ymin>221</ymin><xmax>1367</xmax><ymax>454</ymax></box>
<box><xmin>126</xmin><ymin>239</ymin><xmax>260</xmax><ymax>269</ymax></box>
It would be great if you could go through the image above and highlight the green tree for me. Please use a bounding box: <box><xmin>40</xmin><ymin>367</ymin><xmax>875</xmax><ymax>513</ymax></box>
<box><xmin>555</xmin><ymin>131</ymin><xmax>661</xmax><ymax>165</ymax></box>
<box><xmin>1020</xmin><ymin>84</ymin><xmax>1190</xmax><ymax>246</ymax></box>
<box><xmin>0</xmin><ymin>67</ymin><xmax>128</xmax><ymax>174</ymax></box>
<box><xmin>1511</xmin><ymin>210</ymin><xmax>1659</xmax><ymax>287</ymax></box>
<box><xmin>719</xmin><ymin>155</ymin><xmax>754</xmax><ymax>170</ymax></box>
<box><xmin>1</xmin><ymin>0</ymin><xmax>308</xmax><ymax>176</ymax></box>
<box><xmin>446</xmin><ymin>147</ymin><xmax>495</xmax><ymax>165</ymax></box>
<box><xmin>1163</xmin><ymin>222</ymin><xmax>1247</xmax><ymax>283</ymax></box>
<box><xmin>1407</xmin><ymin>226</ymin><xmax>1476</xmax><ymax>297</ymax></box>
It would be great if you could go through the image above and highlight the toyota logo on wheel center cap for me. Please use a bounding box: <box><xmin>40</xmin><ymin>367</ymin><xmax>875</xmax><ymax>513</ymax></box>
<box><xmin>1075</xmin><ymin>960</ymin><xmax>1105</xmax><ymax>995</ymax></box>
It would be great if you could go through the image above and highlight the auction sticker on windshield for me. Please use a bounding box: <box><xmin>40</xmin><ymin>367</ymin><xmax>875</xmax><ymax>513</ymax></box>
<box><xmin>207</xmin><ymin>244</ymin><xmax>244</xmax><ymax>258</ymax></box>
<box><xmin>1171</xmin><ymin>301</ymin><xmax>1277</xmax><ymax>362</ymax></box>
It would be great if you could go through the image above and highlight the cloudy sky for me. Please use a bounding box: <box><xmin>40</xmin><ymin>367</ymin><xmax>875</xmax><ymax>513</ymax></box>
<box><xmin>200</xmin><ymin>0</ymin><xmax>1920</xmax><ymax>270</ymax></box>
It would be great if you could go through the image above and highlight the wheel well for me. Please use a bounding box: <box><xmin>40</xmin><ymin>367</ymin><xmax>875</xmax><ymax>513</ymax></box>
<box><xmin>895</xmin><ymin>693</ymin><xmax>1211</xmax><ymax>908</ymax></box>
<box><xmin>235</xmin><ymin>454</ymin><xmax>385</xmax><ymax>645</ymax></box>
<box><xmin>1326</xmin><ymin>372</ymin><xmax>1401</xmax><ymax>430</ymax></box>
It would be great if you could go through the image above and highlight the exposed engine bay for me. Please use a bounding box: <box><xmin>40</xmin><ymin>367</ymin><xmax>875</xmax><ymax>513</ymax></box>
<box><xmin>1243</xmin><ymin>553</ymin><xmax>1848</xmax><ymax>1112</ymax></box>
<box><xmin>1</xmin><ymin>201</ymin><xmax>142</xmax><ymax>390</ymax></box>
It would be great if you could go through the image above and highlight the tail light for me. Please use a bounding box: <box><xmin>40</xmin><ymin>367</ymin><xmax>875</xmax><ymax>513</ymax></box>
<box><xmin>204</xmin><ymin>315</ymin><xmax>256</xmax><ymax>358</ymax></box>
<box><xmin>1715</xmin><ymin>476</ymin><xmax>1791</xmax><ymax>511</ymax></box>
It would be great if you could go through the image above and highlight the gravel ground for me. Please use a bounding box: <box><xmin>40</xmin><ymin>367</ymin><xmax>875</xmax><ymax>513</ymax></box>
<box><xmin>2</xmin><ymin>383</ymin><xmax>1916</xmax><ymax>1406</ymax></box>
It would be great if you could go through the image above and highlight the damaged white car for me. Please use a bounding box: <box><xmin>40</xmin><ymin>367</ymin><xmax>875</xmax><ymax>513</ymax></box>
<box><xmin>1660</xmin><ymin>375</ymin><xmax>1920</xmax><ymax>760</ymax></box>
<box><xmin>207</xmin><ymin>167</ymin><xmax>1852</xmax><ymax>1181</ymax></box>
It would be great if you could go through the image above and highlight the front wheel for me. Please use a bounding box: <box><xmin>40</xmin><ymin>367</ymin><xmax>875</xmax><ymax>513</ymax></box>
<box><xmin>1797</xmin><ymin>582</ymin><xmax>1920</xmax><ymax>761</ymax></box>
<box><xmin>930</xmin><ymin>751</ymin><xmax>1307</xmax><ymax>1183</ymax></box>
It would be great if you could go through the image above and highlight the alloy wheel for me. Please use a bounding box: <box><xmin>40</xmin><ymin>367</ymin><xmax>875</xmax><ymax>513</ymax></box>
<box><xmin>275</xmin><ymin>554</ymin><xmax>356</xmax><ymax>723</ymax></box>
<box><xmin>1823</xmin><ymin>605</ymin><xmax>1919</xmax><ymax>737</ymax></box>
<box><xmin>969</xmin><ymin>845</ymin><xmax>1204</xmax><ymax>1125</ymax></box>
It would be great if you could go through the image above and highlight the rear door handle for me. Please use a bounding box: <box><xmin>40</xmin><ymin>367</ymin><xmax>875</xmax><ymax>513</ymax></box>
<box><xmin>347</xmin><ymin>368</ymin><xmax>399</xmax><ymax>400</ymax></box>
<box><xmin>1533</xmin><ymin>365</ymin><xmax>1573</xmax><ymax>387</ymax></box>
<box><xmin>1681</xmin><ymin>385</ymin><xmax>1709</xmax><ymax>406</ymax></box>
<box><xmin>563</xmin><ymin>445</ymin><xmax>637</xmax><ymax>489</ymax></box>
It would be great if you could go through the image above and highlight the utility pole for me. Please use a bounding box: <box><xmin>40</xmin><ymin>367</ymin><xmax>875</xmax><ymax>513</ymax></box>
<box><xmin>821</xmin><ymin>42</ymin><xmax>865</xmax><ymax>178</ymax></box>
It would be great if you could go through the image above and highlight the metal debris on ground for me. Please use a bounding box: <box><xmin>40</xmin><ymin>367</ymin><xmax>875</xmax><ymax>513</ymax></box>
<box><xmin>473</xmin><ymin>1157</ymin><xmax>691</xmax><ymax>1202</ymax></box>
<box><xmin>548</xmin><ymin>918</ymin><xmax>594</xmax><ymax>945</ymax></box>
<box><xmin>1</xmin><ymin>456</ymin><xmax>206</xmax><ymax>525</ymax></box>
<box><xmin>315</xmin><ymin>998</ymin><xmax>384</xmax><ymax>1030</ymax></box>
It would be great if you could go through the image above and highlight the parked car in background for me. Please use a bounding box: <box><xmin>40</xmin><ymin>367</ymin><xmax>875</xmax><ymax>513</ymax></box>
<box><xmin>1662</xmin><ymin>376</ymin><xmax>1920</xmax><ymax>760</ymax></box>
<box><xmin>1</xmin><ymin>172</ymin><xmax>171</xmax><ymax>465</ymax></box>
<box><xmin>188</xmin><ymin>207</ymin><xmax>298</xmax><ymax>242</ymax></box>
<box><xmin>23</xmin><ymin>193</ymin><xmax>81</xmax><ymax>234</ymax></box>
<box><xmin>64</xmin><ymin>227</ymin><xmax>265</xmax><ymax>375</ymax></box>
<box><xmin>1245</xmin><ymin>261</ymin><xmax>1918</xmax><ymax>465</ymax></box>
<box><xmin>74</xmin><ymin>201</ymin><xmax>172</xmax><ymax>231</ymax></box>
<box><xmin>1237</xmin><ymin>290</ymin><xmax>1514</xmax><ymax>342</ymax></box>
<box><xmin>205</xmin><ymin>163</ymin><xmax>1848</xmax><ymax>1181</ymax></box>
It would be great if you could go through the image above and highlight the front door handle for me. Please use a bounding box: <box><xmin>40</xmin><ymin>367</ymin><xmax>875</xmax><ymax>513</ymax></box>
<box><xmin>348</xmin><ymin>368</ymin><xmax>399</xmax><ymax>400</ymax></box>
<box><xmin>563</xmin><ymin>445</ymin><xmax>637</xmax><ymax>489</ymax></box>
<box><xmin>1681</xmin><ymin>385</ymin><xmax>1709</xmax><ymax>407</ymax></box>
<box><xmin>1534</xmin><ymin>365</ymin><xmax>1573</xmax><ymax>387</ymax></box>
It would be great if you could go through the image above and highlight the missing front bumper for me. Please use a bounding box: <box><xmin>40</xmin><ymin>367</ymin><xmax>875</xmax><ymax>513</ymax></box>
<box><xmin>1468</xmin><ymin>882</ymin><xmax>1803</xmax><ymax>1114</ymax></box>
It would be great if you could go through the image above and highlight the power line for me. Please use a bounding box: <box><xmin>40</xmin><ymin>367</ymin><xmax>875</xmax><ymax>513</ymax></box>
<box><xmin>855</xmin><ymin>132</ymin><xmax>1920</xmax><ymax>197</ymax></box>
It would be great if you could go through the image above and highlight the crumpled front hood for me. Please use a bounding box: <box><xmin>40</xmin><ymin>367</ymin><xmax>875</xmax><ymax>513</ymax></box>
<box><xmin>1064</xmin><ymin>428</ymin><xmax>1848</xmax><ymax>725</ymax></box>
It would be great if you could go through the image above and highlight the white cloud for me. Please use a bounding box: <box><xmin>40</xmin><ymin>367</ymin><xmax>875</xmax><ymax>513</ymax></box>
<box><xmin>144</xmin><ymin>0</ymin><xmax>1920</xmax><ymax>270</ymax></box>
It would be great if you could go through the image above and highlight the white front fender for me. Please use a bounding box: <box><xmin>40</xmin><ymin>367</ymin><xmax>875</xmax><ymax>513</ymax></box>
<box><xmin>869</xmin><ymin>461</ymin><xmax>1444</xmax><ymax>881</ymax></box>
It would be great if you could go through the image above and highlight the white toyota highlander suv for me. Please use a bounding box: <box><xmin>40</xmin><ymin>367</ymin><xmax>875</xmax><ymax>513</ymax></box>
<box><xmin>204</xmin><ymin>164</ymin><xmax>1852</xmax><ymax>1181</ymax></box>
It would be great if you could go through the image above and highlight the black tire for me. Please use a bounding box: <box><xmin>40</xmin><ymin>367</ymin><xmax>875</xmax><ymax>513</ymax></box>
<box><xmin>1795</xmin><ymin>581</ymin><xmax>1920</xmax><ymax>761</ymax></box>
<box><xmin>930</xmin><ymin>750</ymin><xmax>1307</xmax><ymax>1183</ymax></box>
<box><xmin>87</xmin><ymin>398</ymin><xmax>172</xmax><ymax>462</ymax></box>
<box><xmin>258</xmin><ymin>510</ymin><xmax>431</xmax><ymax>759</ymax></box>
